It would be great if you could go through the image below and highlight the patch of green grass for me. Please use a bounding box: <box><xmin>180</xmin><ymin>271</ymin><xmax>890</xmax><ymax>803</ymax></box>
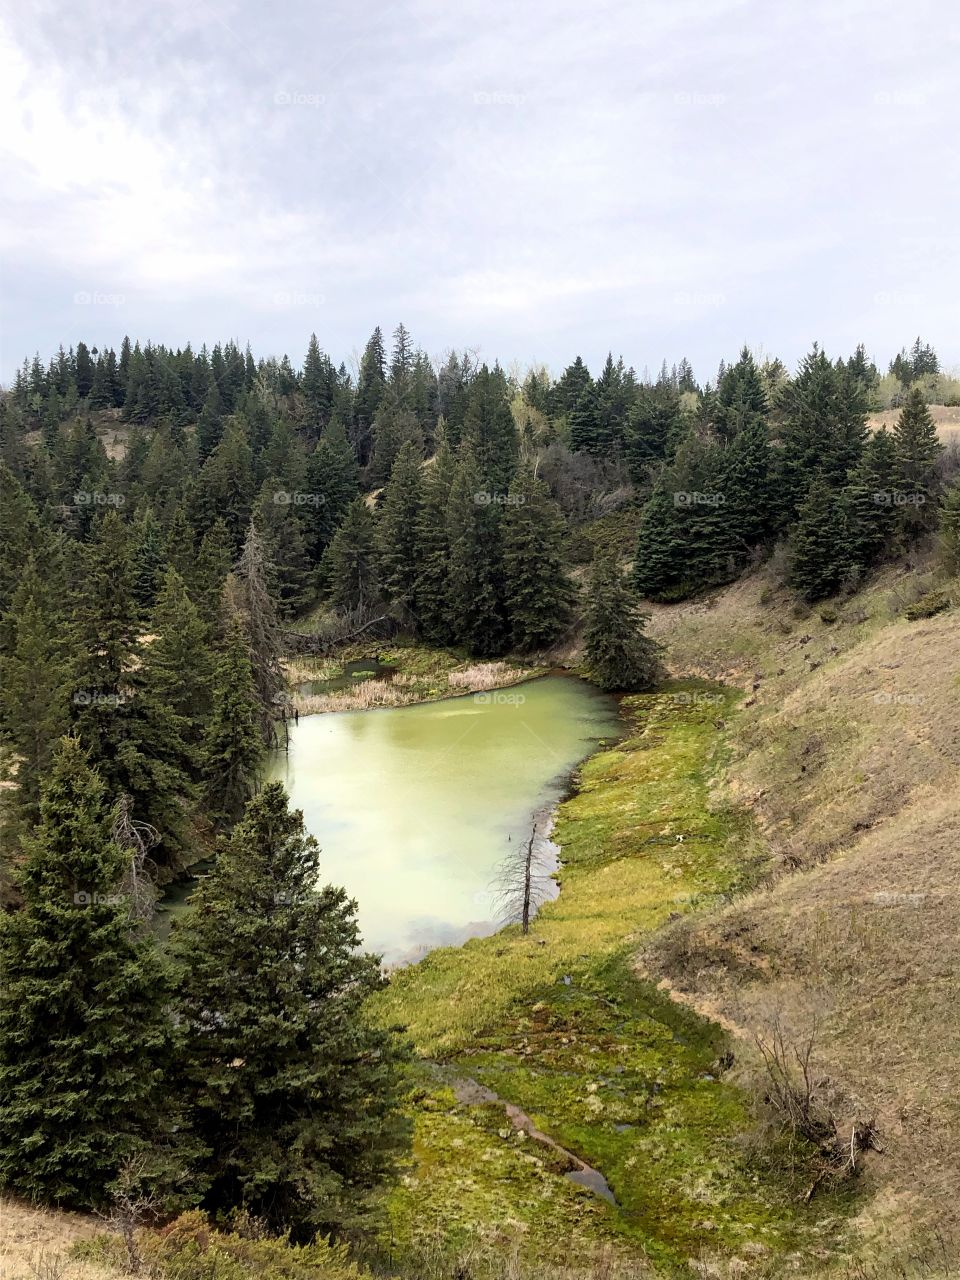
<box><xmin>373</xmin><ymin>681</ymin><xmax>841</xmax><ymax>1273</ymax></box>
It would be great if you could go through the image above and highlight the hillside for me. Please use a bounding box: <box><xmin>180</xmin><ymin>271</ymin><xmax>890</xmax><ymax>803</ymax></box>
<box><xmin>642</xmin><ymin>556</ymin><xmax>960</xmax><ymax>1269</ymax></box>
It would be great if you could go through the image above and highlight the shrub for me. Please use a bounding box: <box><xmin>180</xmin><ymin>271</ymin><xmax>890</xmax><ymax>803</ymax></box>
<box><xmin>818</xmin><ymin>606</ymin><xmax>838</xmax><ymax>624</ymax></box>
<box><xmin>905</xmin><ymin>589</ymin><xmax>952</xmax><ymax>620</ymax></box>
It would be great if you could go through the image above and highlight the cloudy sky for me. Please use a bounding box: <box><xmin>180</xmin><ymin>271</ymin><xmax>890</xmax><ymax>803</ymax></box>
<box><xmin>1</xmin><ymin>0</ymin><xmax>957</xmax><ymax>384</ymax></box>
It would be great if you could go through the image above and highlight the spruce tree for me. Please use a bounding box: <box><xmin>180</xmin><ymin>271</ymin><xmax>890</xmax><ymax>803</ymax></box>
<box><xmin>131</xmin><ymin>505</ymin><xmax>168</xmax><ymax>615</ymax></box>
<box><xmin>501</xmin><ymin>461</ymin><xmax>573</xmax><ymax>651</ymax></box>
<box><xmin>787</xmin><ymin>475</ymin><xmax>851</xmax><ymax>600</ymax></box>
<box><xmin>0</xmin><ymin>563</ymin><xmax>75</xmax><ymax>825</ymax></box>
<box><xmin>191</xmin><ymin>517</ymin><xmax>234</xmax><ymax>632</ymax></box>
<box><xmin>232</xmin><ymin>522</ymin><xmax>286</xmax><ymax>744</ymax></box>
<box><xmin>170</xmin><ymin>782</ymin><xmax>410</xmax><ymax>1237</ymax></box>
<box><xmin>461</xmin><ymin>365</ymin><xmax>518</xmax><ymax>494</ymax></box>
<box><xmin>202</xmin><ymin>616</ymin><xmax>264</xmax><ymax>828</ymax></box>
<box><xmin>446</xmin><ymin>449</ymin><xmax>508</xmax><ymax>656</ymax></box>
<box><xmin>0</xmin><ymin>738</ymin><xmax>172</xmax><ymax>1207</ymax></box>
<box><xmin>713</xmin><ymin>347</ymin><xmax>768</xmax><ymax>442</ymax></box>
<box><xmin>141</xmin><ymin>568</ymin><xmax>213</xmax><ymax>758</ymax></box>
<box><xmin>253</xmin><ymin>480</ymin><xmax>314</xmax><ymax>620</ymax></box>
<box><xmin>322</xmin><ymin>499</ymin><xmax>380</xmax><ymax>613</ymax></box>
<box><xmin>584</xmin><ymin>548</ymin><xmax>663</xmax><ymax>691</ymax></box>
<box><xmin>842</xmin><ymin>427</ymin><xmax>898</xmax><ymax>572</ymax></box>
<box><xmin>376</xmin><ymin>440</ymin><xmax>423</xmax><ymax>611</ymax></box>
<box><xmin>412</xmin><ymin>427</ymin><xmax>456</xmax><ymax>642</ymax></box>
<box><xmin>892</xmin><ymin>386</ymin><xmax>942</xmax><ymax>541</ymax></box>
<box><xmin>303</xmin><ymin>419</ymin><xmax>360</xmax><ymax>563</ymax></box>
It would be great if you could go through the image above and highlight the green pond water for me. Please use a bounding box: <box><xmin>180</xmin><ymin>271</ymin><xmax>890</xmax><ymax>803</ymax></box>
<box><xmin>265</xmin><ymin>675</ymin><xmax>622</xmax><ymax>966</ymax></box>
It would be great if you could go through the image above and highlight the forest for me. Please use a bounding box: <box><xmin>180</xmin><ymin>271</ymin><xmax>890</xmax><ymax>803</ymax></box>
<box><xmin>0</xmin><ymin>324</ymin><xmax>958</xmax><ymax>1269</ymax></box>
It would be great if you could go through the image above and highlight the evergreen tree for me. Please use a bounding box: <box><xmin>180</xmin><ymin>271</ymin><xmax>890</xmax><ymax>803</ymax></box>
<box><xmin>713</xmin><ymin>347</ymin><xmax>768</xmax><ymax>442</ymax></box>
<box><xmin>201</xmin><ymin>616</ymin><xmax>264</xmax><ymax>827</ymax></box>
<box><xmin>142</xmin><ymin>568</ymin><xmax>213</xmax><ymax>758</ymax></box>
<box><xmin>131</xmin><ymin>505</ymin><xmax>168</xmax><ymax>615</ymax></box>
<box><xmin>892</xmin><ymin>386</ymin><xmax>942</xmax><ymax>540</ymax></box>
<box><xmin>584</xmin><ymin>548</ymin><xmax>663</xmax><ymax>691</ymax></box>
<box><xmin>446</xmin><ymin>450</ymin><xmax>508</xmax><ymax>656</ymax></box>
<box><xmin>170</xmin><ymin>782</ymin><xmax>410</xmax><ymax>1238</ymax></box>
<box><xmin>376</xmin><ymin>440</ymin><xmax>423</xmax><ymax>611</ymax></box>
<box><xmin>778</xmin><ymin>345</ymin><xmax>868</xmax><ymax>516</ymax></box>
<box><xmin>191</xmin><ymin>518</ymin><xmax>233</xmax><ymax>632</ymax></box>
<box><xmin>0</xmin><ymin>563</ymin><xmax>75</xmax><ymax>825</ymax></box>
<box><xmin>302</xmin><ymin>334</ymin><xmax>334</xmax><ymax>426</ymax></box>
<box><xmin>196</xmin><ymin>383</ymin><xmax>225</xmax><ymax>461</ymax></box>
<box><xmin>354</xmin><ymin>328</ymin><xmax>387</xmax><ymax>464</ymax></box>
<box><xmin>0</xmin><ymin>738</ymin><xmax>172</xmax><ymax>1207</ymax></box>
<box><xmin>232</xmin><ymin>522</ymin><xmax>286</xmax><ymax>744</ymax></box>
<box><xmin>624</xmin><ymin>381</ymin><xmax>682</xmax><ymax>479</ymax></box>
<box><xmin>501</xmin><ymin>461</ymin><xmax>573</xmax><ymax>651</ymax></box>
<box><xmin>842</xmin><ymin>427</ymin><xmax>898</xmax><ymax>571</ymax></box>
<box><xmin>253</xmin><ymin>481</ymin><xmax>314</xmax><ymax>620</ymax></box>
<box><xmin>322</xmin><ymin>499</ymin><xmax>379</xmax><ymax>613</ymax></box>
<box><xmin>787</xmin><ymin>475</ymin><xmax>851</xmax><ymax>600</ymax></box>
<box><xmin>461</xmin><ymin>365</ymin><xmax>517</xmax><ymax>494</ymax></box>
<box><xmin>412</xmin><ymin>426</ymin><xmax>456</xmax><ymax>643</ymax></box>
<box><xmin>303</xmin><ymin>419</ymin><xmax>360</xmax><ymax>562</ymax></box>
<box><xmin>369</xmin><ymin>403</ymin><xmax>423</xmax><ymax>485</ymax></box>
<box><xmin>632</xmin><ymin>479</ymin><xmax>683</xmax><ymax>600</ymax></box>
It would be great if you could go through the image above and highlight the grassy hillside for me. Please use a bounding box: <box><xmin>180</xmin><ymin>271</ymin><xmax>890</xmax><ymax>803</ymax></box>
<box><xmin>642</xmin><ymin>556</ymin><xmax>960</xmax><ymax>1270</ymax></box>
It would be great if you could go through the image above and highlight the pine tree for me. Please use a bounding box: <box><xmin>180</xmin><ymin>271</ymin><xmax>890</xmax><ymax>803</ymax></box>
<box><xmin>713</xmin><ymin>347</ymin><xmax>768</xmax><ymax>442</ymax></box>
<box><xmin>354</xmin><ymin>328</ymin><xmax>387</xmax><ymax>464</ymax></box>
<box><xmin>170</xmin><ymin>782</ymin><xmax>410</xmax><ymax>1238</ymax></box>
<box><xmin>322</xmin><ymin>499</ymin><xmax>379</xmax><ymax>613</ymax></box>
<box><xmin>842</xmin><ymin>427</ymin><xmax>898</xmax><ymax>571</ymax></box>
<box><xmin>377</xmin><ymin>440</ymin><xmax>423</xmax><ymax>611</ymax></box>
<box><xmin>369</xmin><ymin>403</ymin><xmax>423</xmax><ymax>485</ymax></box>
<box><xmin>141</xmin><ymin>568</ymin><xmax>213</xmax><ymax>757</ymax></box>
<box><xmin>461</xmin><ymin>365</ymin><xmax>518</xmax><ymax>494</ymax></box>
<box><xmin>131</xmin><ymin>505</ymin><xmax>168</xmax><ymax>615</ymax></box>
<box><xmin>412</xmin><ymin>426</ymin><xmax>456</xmax><ymax>642</ymax></box>
<box><xmin>446</xmin><ymin>450</ymin><xmax>508</xmax><ymax>656</ymax></box>
<box><xmin>569</xmin><ymin>384</ymin><xmax>602</xmax><ymax>454</ymax></box>
<box><xmin>632</xmin><ymin>479</ymin><xmax>683</xmax><ymax>600</ymax></box>
<box><xmin>787</xmin><ymin>475</ymin><xmax>851</xmax><ymax>600</ymax></box>
<box><xmin>301</xmin><ymin>334</ymin><xmax>334</xmax><ymax>426</ymax></box>
<box><xmin>253</xmin><ymin>480</ymin><xmax>314</xmax><ymax>620</ymax></box>
<box><xmin>191</xmin><ymin>518</ymin><xmax>233</xmax><ymax>632</ymax></box>
<box><xmin>201</xmin><ymin>616</ymin><xmax>264</xmax><ymax>827</ymax></box>
<box><xmin>0</xmin><ymin>563</ymin><xmax>75</xmax><ymax>825</ymax></box>
<box><xmin>0</xmin><ymin>738</ymin><xmax>172</xmax><ymax>1207</ymax></box>
<box><xmin>624</xmin><ymin>381</ymin><xmax>682</xmax><ymax>479</ymax></box>
<box><xmin>892</xmin><ymin>386</ymin><xmax>942</xmax><ymax>540</ymax></box>
<box><xmin>196</xmin><ymin>383</ymin><xmax>225</xmax><ymax>461</ymax></box>
<box><xmin>501</xmin><ymin>461</ymin><xmax>573</xmax><ymax>651</ymax></box>
<box><xmin>303</xmin><ymin>419</ymin><xmax>360</xmax><ymax>563</ymax></box>
<box><xmin>584</xmin><ymin>548</ymin><xmax>663</xmax><ymax>691</ymax></box>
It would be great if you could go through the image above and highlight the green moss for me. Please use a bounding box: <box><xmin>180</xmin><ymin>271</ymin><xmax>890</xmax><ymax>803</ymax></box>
<box><xmin>373</xmin><ymin>680</ymin><xmax>843</xmax><ymax>1274</ymax></box>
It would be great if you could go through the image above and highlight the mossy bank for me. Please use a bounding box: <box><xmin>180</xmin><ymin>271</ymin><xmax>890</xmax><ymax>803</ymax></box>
<box><xmin>372</xmin><ymin>681</ymin><xmax>851</xmax><ymax>1275</ymax></box>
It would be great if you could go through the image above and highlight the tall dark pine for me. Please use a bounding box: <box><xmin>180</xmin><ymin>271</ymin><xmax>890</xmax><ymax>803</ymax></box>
<box><xmin>170</xmin><ymin>783</ymin><xmax>410</xmax><ymax>1238</ymax></box>
<box><xmin>501</xmin><ymin>461</ymin><xmax>573</xmax><ymax>652</ymax></box>
<box><xmin>412</xmin><ymin>426</ymin><xmax>456</xmax><ymax>642</ymax></box>
<box><xmin>232</xmin><ymin>521</ymin><xmax>286</xmax><ymax>745</ymax></box>
<box><xmin>376</xmin><ymin>440</ymin><xmax>423</xmax><ymax>612</ymax></box>
<box><xmin>322</xmin><ymin>499</ymin><xmax>380</xmax><ymax>613</ymax></box>
<box><xmin>892</xmin><ymin>386</ymin><xmax>942</xmax><ymax>541</ymax></box>
<box><xmin>461</xmin><ymin>365</ymin><xmax>518</xmax><ymax>494</ymax></box>
<box><xmin>585</xmin><ymin>548</ymin><xmax>663</xmax><ymax>691</ymax></box>
<box><xmin>0</xmin><ymin>738</ymin><xmax>171</xmax><ymax>1207</ymax></box>
<box><xmin>787</xmin><ymin>475</ymin><xmax>851</xmax><ymax>600</ymax></box>
<box><xmin>201</xmin><ymin>616</ymin><xmax>264</xmax><ymax>828</ymax></box>
<box><xmin>446</xmin><ymin>450</ymin><xmax>508</xmax><ymax>656</ymax></box>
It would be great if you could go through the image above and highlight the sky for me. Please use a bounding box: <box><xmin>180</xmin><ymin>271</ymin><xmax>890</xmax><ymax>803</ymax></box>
<box><xmin>1</xmin><ymin>0</ymin><xmax>958</xmax><ymax>385</ymax></box>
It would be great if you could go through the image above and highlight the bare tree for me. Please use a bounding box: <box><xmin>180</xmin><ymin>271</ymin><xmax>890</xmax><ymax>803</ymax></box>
<box><xmin>99</xmin><ymin>1156</ymin><xmax>160</xmax><ymax>1273</ymax></box>
<box><xmin>493</xmin><ymin>817</ymin><xmax>554</xmax><ymax>935</ymax></box>
<box><xmin>113</xmin><ymin>794</ymin><xmax>159</xmax><ymax>925</ymax></box>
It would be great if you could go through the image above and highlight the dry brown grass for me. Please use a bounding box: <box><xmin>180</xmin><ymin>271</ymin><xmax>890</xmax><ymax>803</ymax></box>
<box><xmin>0</xmin><ymin>1197</ymin><xmax>116</xmax><ymax>1280</ymax></box>
<box><xmin>639</xmin><ymin>559</ymin><xmax>960</xmax><ymax>1264</ymax></box>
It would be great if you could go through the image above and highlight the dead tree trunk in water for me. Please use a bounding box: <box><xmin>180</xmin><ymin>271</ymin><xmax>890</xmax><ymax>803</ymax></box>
<box><xmin>494</xmin><ymin>816</ymin><xmax>550</xmax><ymax>935</ymax></box>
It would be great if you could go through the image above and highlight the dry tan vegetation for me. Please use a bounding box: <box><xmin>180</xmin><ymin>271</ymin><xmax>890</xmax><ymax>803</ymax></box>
<box><xmin>0</xmin><ymin>1197</ymin><xmax>114</xmax><ymax>1280</ymax></box>
<box><xmin>641</xmin><ymin>560</ymin><xmax>960</xmax><ymax>1266</ymax></box>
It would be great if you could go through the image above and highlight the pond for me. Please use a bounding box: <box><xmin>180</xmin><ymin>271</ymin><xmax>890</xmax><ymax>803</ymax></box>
<box><xmin>265</xmin><ymin>674</ymin><xmax>622</xmax><ymax>966</ymax></box>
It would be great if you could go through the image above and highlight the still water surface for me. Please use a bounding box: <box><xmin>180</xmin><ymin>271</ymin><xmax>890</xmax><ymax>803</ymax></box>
<box><xmin>265</xmin><ymin>675</ymin><xmax>621</xmax><ymax>965</ymax></box>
